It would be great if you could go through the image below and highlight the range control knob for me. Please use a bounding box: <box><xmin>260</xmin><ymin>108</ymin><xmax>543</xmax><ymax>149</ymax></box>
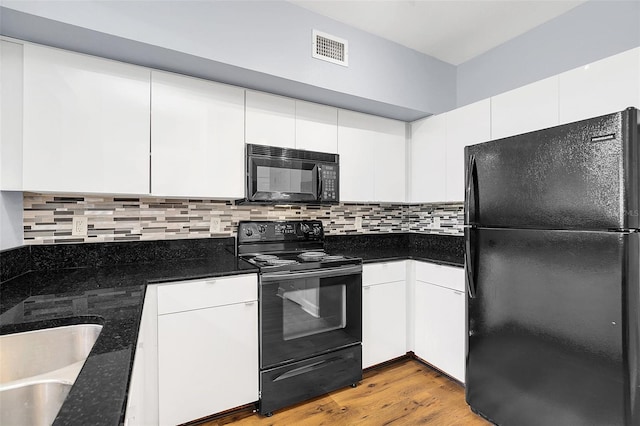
<box><xmin>300</xmin><ymin>223</ymin><xmax>310</xmax><ymax>233</ymax></box>
<box><xmin>312</xmin><ymin>227</ymin><xmax>322</xmax><ymax>236</ymax></box>
<box><xmin>245</xmin><ymin>228</ymin><xmax>253</xmax><ymax>236</ymax></box>
<box><xmin>258</xmin><ymin>225</ymin><xmax>267</xmax><ymax>233</ymax></box>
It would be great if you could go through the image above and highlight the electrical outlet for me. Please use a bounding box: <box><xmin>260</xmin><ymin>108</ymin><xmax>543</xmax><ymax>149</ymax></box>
<box><xmin>432</xmin><ymin>216</ymin><xmax>441</xmax><ymax>228</ymax></box>
<box><xmin>209</xmin><ymin>217</ymin><xmax>221</xmax><ymax>233</ymax></box>
<box><xmin>354</xmin><ymin>216</ymin><xmax>363</xmax><ymax>228</ymax></box>
<box><xmin>72</xmin><ymin>216</ymin><xmax>88</xmax><ymax>236</ymax></box>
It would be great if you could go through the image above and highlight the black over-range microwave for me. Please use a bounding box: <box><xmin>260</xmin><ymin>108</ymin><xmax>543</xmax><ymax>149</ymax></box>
<box><xmin>245</xmin><ymin>144</ymin><xmax>339</xmax><ymax>204</ymax></box>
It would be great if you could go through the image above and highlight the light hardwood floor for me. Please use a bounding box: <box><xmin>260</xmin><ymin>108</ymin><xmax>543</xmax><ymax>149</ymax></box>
<box><xmin>201</xmin><ymin>358</ymin><xmax>491</xmax><ymax>425</ymax></box>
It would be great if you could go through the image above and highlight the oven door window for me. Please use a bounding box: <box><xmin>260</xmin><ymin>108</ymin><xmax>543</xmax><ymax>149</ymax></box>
<box><xmin>248</xmin><ymin>157</ymin><xmax>318</xmax><ymax>202</ymax></box>
<box><xmin>260</xmin><ymin>271</ymin><xmax>362</xmax><ymax>369</ymax></box>
<box><xmin>281</xmin><ymin>279</ymin><xmax>346</xmax><ymax>341</ymax></box>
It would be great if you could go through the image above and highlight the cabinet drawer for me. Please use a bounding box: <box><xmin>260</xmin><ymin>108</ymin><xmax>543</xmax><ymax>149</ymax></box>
<box><xmin>363</xmin><ymin>261</ymin><xmax>406</xmax><ymax>286</ymax></box>
<box><xmin>415</xmin><ymin>262</ymin><xmax>464</xmax><ymax>292</ymax></box>
<box><xmin>157</xmin><ymin>274</ymin><xmax>257</xmax><ymax>315</ymax></box>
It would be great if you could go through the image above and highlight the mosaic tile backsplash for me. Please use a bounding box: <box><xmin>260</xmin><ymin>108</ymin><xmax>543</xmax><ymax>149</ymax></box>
<box><xmin>23</xmin><ymin>194</ymin><xmax>464</xmax><ymax>244</ymax></box>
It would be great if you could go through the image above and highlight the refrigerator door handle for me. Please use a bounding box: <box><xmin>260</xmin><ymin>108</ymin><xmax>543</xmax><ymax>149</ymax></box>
<box><xmin>465</xmin><ymin>227</ymin><xmax>476</xmax><ymax>298</ymax></box>
<box><xmin>465</xmin><ymin>154</ymin><xmax>477</xmax><ymax>225</ymax></box>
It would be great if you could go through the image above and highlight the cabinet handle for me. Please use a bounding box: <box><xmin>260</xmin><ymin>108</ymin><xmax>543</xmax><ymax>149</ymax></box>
<box><xmin>245</xmin><ymin>301</ymin><xmax>255</xmax><ymax>306</ymax></box>
<box><xmin>454</xmin><ymin>291</ymin><xmax>463</xmax><ymax>296</ymax></box>
<box><xmin>364</xmin><ymin>287</ymin><xmax>370</xmax><ymax>291</ymax></box>
<box><xmin>206</xmin><ymin>279</ymin><xmax>217</xmax><ymax>285</ymax></box>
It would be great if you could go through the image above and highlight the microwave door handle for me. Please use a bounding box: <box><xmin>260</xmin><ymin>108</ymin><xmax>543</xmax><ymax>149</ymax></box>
<box><xmin>317</xmin><ymin>170</ymin><xmax>323</xmax><ymax>201</ymax></box>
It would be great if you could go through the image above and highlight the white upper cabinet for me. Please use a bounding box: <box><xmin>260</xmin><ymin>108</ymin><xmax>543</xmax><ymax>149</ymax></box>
<box><xmin>22</xmin><ymin>44</ymin><xmax>151</xmax><ymax>194</ymax></box>
<box><xmin>0</xmin><ymin>41</ymin><xmax>23</xmax><ymax>190</ymax></box>
<box><xmin>410</xmin><ymin>114</ymin><xmax>446</xmax><ymax>203</ymax></box>
<box><xmin>338</xmin><ymin>109</ymin><xmax>406</xmax><ymax>203</ymax></box>
<box><xmin>245</xmin><ymin>92</ymin><xmax>339</xmax><ymax>154</ymax></box>
<box><xmin>245</xmin><ymin>91</ymin><xmax>296</xmax><ymax>148</ymax></box>
<box><xmin>445</xmin><ymin>99</ymin><xmax>491</xmax><ymax>202</ymax></box>
<box><xmin>559</xmin><ymin>47</ymin><xmax>640</xmax><ymax>124</ymax></box>
<box><xmin>151</xmin><ymin>71</ymin><xmax>245</xmax><ymax>198</ymax></box>
<box><xmin>491</xmin><ymin>75</ymin><xmax>559</xmax><ymax>140</ymax></box>
<box><xmin>295</xmin><ymin>100</ymin><xmax>338</xmax><ymax>153</ymax></box>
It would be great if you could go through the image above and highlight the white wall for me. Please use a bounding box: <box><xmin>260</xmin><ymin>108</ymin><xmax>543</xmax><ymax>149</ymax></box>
<box><xmin>457</xmin><ymin>0</ymin><xmax>640</xmax><ymax>107</ymax></box>
<box><xmin>0</xmin><ymin>0</ymin><xmax>456</xmax><ymax>120</ymax></box>
<box><xmin>0</xmin><ymin>191</ymin><xmax>23</xmax><ymax>250</ymax></box>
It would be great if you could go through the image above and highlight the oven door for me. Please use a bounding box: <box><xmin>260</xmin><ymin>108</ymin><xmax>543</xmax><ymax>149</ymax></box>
<box><xmin>247</xmin><ymin>156</ymin><xmax>319</xmax><ymax>202</ymax></box>
<box><xmin>260</xmin><ymin>265</ymin><xmax>362</xmax><ymax>369</ymax></box>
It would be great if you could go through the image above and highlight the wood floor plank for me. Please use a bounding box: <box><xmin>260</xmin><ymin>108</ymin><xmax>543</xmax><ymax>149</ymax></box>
<box><xmin>200</xmin><ymin>359</ymin><xmax>491</xmax><ymax>425</ymax></box>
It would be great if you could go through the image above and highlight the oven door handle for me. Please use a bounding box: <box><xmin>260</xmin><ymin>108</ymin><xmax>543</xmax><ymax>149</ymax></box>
<box><xmin>261</xmin><ymin>265</ymin><xmax>363</xmax><ymax>283</ymax></box>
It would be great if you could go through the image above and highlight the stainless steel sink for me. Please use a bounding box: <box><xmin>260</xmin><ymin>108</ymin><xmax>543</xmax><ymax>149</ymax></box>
<box><xmin>0</xmin><ymin>380</ymin><xmax>72</xmax><ymax>426</ymax></box>
<box><xmin>0</xmin><ymin>323</ymin><xmax>103</xmax><ymax>425</ymax></box>
<box><xmin>0</xmin><ymin>323</ymin><xmax>102</xmax><ymax>384</ymax></box>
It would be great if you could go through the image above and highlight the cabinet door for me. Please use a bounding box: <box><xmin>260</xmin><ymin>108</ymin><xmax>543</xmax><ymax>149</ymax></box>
<box><xmin>337</xmin><ymin>109</ymin><xmax>376</xmax><ymax>202</ymax></box>
<box><xmin>415</xmin><ymin>280</ymin><xmax>465</xmax><ymax>382</ymax></box>
<box><xmin>373</xmin><ymin>117</ymin><xmax>406</xmax><ymax>203</ymax></box>
<box><xmin>491</xmin><ymin>76</ymin><xmax>559</xmax><ymax>140</ymax></box>
<box><xmin>445</xmin><ymin>99</ymin><xmax>491</xmax><ymax>202</ymax></box>
<box><xmin>559</xmin><ymin>47</ymin><xmax>640</xmax><ymax>124</ymax></box>
<box><xmin>362</xmin><ymin>280</ymin><xmax>407</xmax><ymax>368</ymax></box>
<box><xmin>245</xmin><ymin>91</ymin><xmax>295</xmax><ymax>148</ymax></box>
<box><xmin>295</xmin><ymin>101</ymin><xmax>338</xmax><ymax>153</ymax></box>
<box><xmin>151</xmin><ymin>71</ymin><xmax>245</xmax><ymax>198</ymax></box>
<box><xmin>22</xmin><ymin>44</ymin><xmax>150</xmax><ymax>194</ymax></box>
<box><xmin>158</xmin><ymin>302</ymin><xmax>258</xmax><ymax>425</ymax></box>
<box><xmin>410</xmin><ymin>115</ymin><xmax>446</xmax><ymax>202</ymax></box>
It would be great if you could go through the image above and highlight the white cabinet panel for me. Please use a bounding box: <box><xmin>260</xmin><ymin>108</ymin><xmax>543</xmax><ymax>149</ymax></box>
<box><xmin>158</xmin><ymin>301</ymin><xmax>258</xmax><ymax>425</ymax></box>
<box><xmin>374</xmin><ymin>118</ymin><xmax>406</xmax><ymax>203</ymax></box>
<box><xmin>151</xmin><ymin>71</ymin><xmax>245</xmax><ymax>198</ymax></box>
<box><xmin>410</xmin><ymin>115</ymin><xmax>446</xmax><ymax>203</ymax></box>
<box><xmin>22</xmin><ymin>44</ymin><xmax>150</xmax><ymax>194</ymax></box>
<box><xmin>362</xmin><ymin>261</ymin><xmax>407</xmax><ymax>286</ymax></box>
<box><xmin>338</xmin><ymin>109</ymin><xmax>405</xmax><ymax>203</ymax></box>
<box><xmin>559</xmin><ymin>47</ymin><xmax>640</xmax><ymax>124</ymax></box>
<box><xmin>245</xmin><ymin>91</ymin><xmax>295</xmax><ymax>148</ymax></box>
<box><xmin>362</xmin><ymin>280</ymin><xmax>407</xmax><ymax>368</ymax></box>
<box><xmin>414</xmin><ymin>279</ymin><xmax>465</xmax><ymax>382</ymax></box>
<box><xmin>337</xmin><ymin>109</ymin><xmax>376</xmax><ymax>202</ymax></box>
<box><xmin>295</xmin><ymin>101</ymin><xmax>338</xmax><ymax>153</ymax></box>
<box><xmin>1</xmin><ymin>41</ymin><xmax>23</xmax><ymax>190</ymax></box>
<box><xmin>445</xmin><ymin>99</ymin><xmax>491</xmax><ymax>202</ymax></box>
<box><xmin>491</xmin><ymin>76</ymin><xmax>559</xmax><ymax>140</ymax></box>
<box><xmin>157</xmin><ymin>274</ymin><xmax>257</xmax><ymax>315</ymax></box>
<box><xmin>415</xmin><ymin>262</ymin><xmax>465</xmax><ymax>292</ymax></box>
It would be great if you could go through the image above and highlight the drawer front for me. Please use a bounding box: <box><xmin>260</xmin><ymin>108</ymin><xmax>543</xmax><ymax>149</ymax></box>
<box><xmin>157</xmin><ymin>274</ymin><xmax>257</xmax><ymax>315</ymax></box>
<box><xmin>363</xmin><ymin>261</ymin><xmax>407</xmax><ymax>286</ymax></box>
<box><xmin>415</xmin><ymin>261</ymin><xmax>464</xmax><ymax>292</ymax></box>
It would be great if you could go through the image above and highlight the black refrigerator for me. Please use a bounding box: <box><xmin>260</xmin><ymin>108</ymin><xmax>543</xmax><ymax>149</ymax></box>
<box><xmin>464</xmin><ymin>108</ymin><xmax>640</xmax><ymax>426</ymax></box>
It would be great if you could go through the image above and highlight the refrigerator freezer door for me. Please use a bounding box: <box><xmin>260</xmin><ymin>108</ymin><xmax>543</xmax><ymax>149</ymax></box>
<box><xmin>465</xmin><ymin>109</ymin><xmax>639</xmax><ymax>230</ymax></box>
<box><xmin>465</xmin><ymin>228</ymin><xmax>639</xmax><ymax>426</ymax></box>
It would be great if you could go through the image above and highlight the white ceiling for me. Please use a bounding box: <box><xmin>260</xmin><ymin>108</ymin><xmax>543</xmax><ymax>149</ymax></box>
<box><xmin>290</xmin><ymin>0</ymin><xmax>586</xmax><ymax>65</ymax></box>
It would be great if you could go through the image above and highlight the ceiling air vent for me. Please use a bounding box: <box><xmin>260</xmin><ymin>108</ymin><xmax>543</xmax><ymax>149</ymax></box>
<box><xmin>312</xmin><ymin>30</ymin><xmax>348</xmax><ymax>67</ymax></box>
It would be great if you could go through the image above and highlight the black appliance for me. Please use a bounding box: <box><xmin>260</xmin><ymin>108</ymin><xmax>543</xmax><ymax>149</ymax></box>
<box><xmin>245</xmin><ymin>144</ymin><xmax>339</xmax><ymax>204</ymax></box>
<box><xmin>464</xmin><ymin>108</ymin><xmax>640</xmax><ymax>425</ymax></box>
<box><xmin>237</xmin><ymin>220</ymin><xmax>362</xmax><ymax>416</ymax></box>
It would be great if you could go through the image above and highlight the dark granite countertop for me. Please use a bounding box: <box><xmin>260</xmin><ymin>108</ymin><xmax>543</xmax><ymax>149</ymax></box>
<box><xmin>326</xmin><ymin>233</ymin><xmax>464</xmax><ymax>267</ymax></box>
<box><xmin>0</xmin><ymin>232</ymin><xmax>462</xmax><ymax>425</ymax></box>
<box><xmin>0</xmin><ymin>239</ymin><xmax>257</xmax><ymax>426</ymax></box>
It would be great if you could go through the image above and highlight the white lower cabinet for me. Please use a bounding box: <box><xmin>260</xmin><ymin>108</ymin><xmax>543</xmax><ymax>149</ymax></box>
<box><xmin>413</xmin><ymin>262</ymin><xmax>466</xmax><ymax>383</ymax></box>
<box><xmin>362</xmin><ymin>279</ymin><xmax>407</xmax><ymax>368</ymax></box>
<box><xmin>126</xmin><ymin>274</ymin><xmax>258</xmax><ymax>426</ymax></box>
<box><xmin>362</xmin><ymin>261</ymin><xmax>407</xmax><ymax>368</ymax></box>
<box><xmin>158</xmin><ymin>301</ymin><xmax>258</xmax><ymax>425</ymax></box>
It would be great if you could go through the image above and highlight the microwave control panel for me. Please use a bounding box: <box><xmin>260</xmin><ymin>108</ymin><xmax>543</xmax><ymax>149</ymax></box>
<box><xmin>319</xmin><ymin>164</ymin><xmax>338</xmax><ymax>202</ymax></box>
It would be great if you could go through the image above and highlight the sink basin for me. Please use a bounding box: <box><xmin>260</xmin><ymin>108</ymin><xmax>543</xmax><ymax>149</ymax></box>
<box><xmin>0</xmin><ymin>324</ymin><xmax>102</xmax><ymax>384</ymax></box>
<box><xmin>0</xmin><ymin>380</ymin><xmax>72</xmax><ymax>426</ymax></box>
